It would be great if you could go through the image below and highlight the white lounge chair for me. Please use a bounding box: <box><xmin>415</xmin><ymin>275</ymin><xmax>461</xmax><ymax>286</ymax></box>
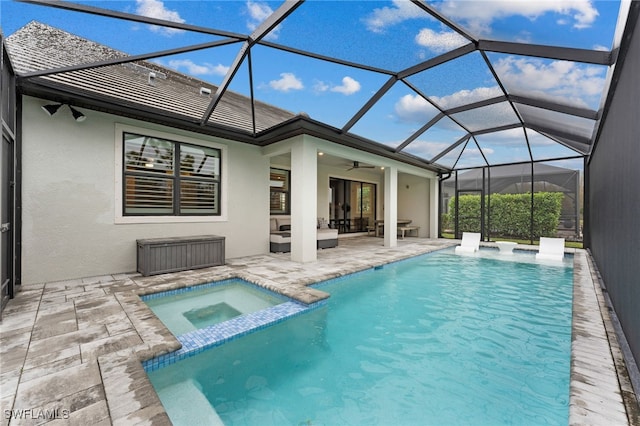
<box><xmin>536</xmin><ymin>237</ymin><xmax>565</xmax><ymax>261</ymax></box>
<box><xmin>455</xmin><ymin>232</ymin><xmax>481</xmax><ymax>254</ymax></box>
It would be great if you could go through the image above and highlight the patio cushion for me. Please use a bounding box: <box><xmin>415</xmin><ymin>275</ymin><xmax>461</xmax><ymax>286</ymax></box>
<box><xmin>317</xmin><ymin>228</ymin><xmax>338</xmax><ymax>240</ymax></box>
<box><xmin>277</xmin><ymin>218</ymin><xmax>291</xmax><ymax>228</ymax></box>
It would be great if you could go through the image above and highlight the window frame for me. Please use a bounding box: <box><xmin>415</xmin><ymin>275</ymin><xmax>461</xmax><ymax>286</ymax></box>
<box><xmin>269</xmin><ymin>167</ymin><xmax>291</xmax><ymax>215</ymax></box>
<box><xmin>115</xmin><ymin>124</ymin><xmax>227</xmax><ymax>224</ymax></box>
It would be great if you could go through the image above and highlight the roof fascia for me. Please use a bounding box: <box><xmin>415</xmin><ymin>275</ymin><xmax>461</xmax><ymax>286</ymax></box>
<box><xmin>20</xmin><ymin>78</ymin><xmax>446</xmax><ymax>173</ymax></box>
<box><xmin>478</xmin><ymin>39</ymin><xmax>612</xmax><ymax>65</ymax></box>
<box><xmin>255</xmin><ymin>116</ymin><xmax>447</xmax><ymax>173</ymax></box>
<box><xmin>19</xmin><ymin>80</ymin><xmax>260</xmax><ymax>144</ymax></box>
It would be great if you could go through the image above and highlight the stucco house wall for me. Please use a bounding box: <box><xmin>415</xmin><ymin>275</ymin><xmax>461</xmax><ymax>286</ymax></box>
<box><xmin>21</xmin><ymin>96</ymin><xmax>269</xmax><ymax>284</ymax></box>
<box><xmin>397</xmin><ymin>173</ymin><xmax>430</xmax><ymax>237</ymax></box>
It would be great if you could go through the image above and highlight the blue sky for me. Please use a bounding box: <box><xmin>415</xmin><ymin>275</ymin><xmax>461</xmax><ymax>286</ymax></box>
<box><xmin>1</xmin><ymin>0</ymin><xmax>623</xmax><ymax>170</ymax></box>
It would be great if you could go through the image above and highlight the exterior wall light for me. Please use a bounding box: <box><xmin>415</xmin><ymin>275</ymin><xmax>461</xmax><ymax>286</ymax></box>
<box><xmin>41</xmin><ymin>103</ymin><xmax>63</xmax><ymax>116</ymax></box>
<box><xmin>41</xmin><ymin>103</ymin><xmax>86</xmax><ymax>122</ymax></box>
<box><xmin>68</xmin><ymin>105</ymin><xmax>86</xmax><ymax>122</ymax></box>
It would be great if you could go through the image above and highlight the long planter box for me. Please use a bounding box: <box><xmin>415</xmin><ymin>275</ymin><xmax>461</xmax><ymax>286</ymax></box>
<box><xmin>136</xmin><ymin>235</ymin><xmax>225</xmax><ymax>277</ymax></box>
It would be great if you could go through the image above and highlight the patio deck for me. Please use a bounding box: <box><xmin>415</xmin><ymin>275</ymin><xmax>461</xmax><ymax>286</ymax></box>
<box><xmin>0</xmin><ymin>237</ymin><xmax>637</xmax><ymax>425</ymax></box>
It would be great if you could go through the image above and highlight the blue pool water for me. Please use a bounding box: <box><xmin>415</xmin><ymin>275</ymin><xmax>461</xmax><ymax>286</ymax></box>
<box><xmin>148</xmin><ymin>249</ymin><xmax>573</xmax><ymax>425</ymax></box>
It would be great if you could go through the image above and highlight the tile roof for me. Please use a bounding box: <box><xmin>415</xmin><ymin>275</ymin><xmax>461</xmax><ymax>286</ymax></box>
<box><xmin>6</xmin><ymin>21</ymin><xmax>295</xmax><ymax>134</ymax></box>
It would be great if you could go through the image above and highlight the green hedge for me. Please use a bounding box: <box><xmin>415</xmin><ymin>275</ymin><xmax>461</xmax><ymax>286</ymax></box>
<box><xmin>448</xmin><ymin>192</ymin><xmax>563</xmax><ymax>238</ymax></box>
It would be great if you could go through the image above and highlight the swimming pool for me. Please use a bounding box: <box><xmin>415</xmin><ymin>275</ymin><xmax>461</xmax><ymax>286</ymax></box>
<box><xmin>148</xmin><ymin>248</ymin><xmax>573</xmax><ymax>425</ymax></box>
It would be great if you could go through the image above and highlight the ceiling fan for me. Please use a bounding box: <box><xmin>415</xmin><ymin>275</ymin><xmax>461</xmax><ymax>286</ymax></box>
<box><xmin>346</xmin><ymin>161</ymin><xmax>376</xmax><ymax>171</ymax></box>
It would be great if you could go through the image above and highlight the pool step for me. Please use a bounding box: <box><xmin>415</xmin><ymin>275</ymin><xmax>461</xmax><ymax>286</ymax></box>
<box><xmin>157</xmin><ymin>379</ymin><xmax>224</xmax><ymax>426</ymax></box>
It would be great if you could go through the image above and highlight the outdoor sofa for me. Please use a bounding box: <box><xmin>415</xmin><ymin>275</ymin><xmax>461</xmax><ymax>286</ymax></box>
<box><xmin>270</xmin><ymin>217</ymin><xmax>338</xmax><ymax>253</ymax></box>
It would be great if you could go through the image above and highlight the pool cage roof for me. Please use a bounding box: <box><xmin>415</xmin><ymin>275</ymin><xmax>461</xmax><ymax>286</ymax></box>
<box><xmin>3</xmin><ymin>0</ymin><xmax>636</xmax><ymax>173</ymax></box>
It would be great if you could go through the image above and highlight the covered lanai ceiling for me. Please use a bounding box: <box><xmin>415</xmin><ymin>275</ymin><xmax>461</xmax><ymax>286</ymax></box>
<box><xmin>2</xmin><ymin>0</ymin><xmax>633</xmax><ymax>172</ymax></box>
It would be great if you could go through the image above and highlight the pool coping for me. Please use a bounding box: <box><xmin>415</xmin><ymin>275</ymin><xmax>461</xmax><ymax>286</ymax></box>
<box><xmin>1</xmin><ymin>238</ymin><xmax>637</xmax><ymax>425</ymax></box>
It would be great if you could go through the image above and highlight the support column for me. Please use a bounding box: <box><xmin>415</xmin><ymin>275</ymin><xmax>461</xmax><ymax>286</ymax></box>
<box><xmin>384</xmin><ymin>166</ymin><xmax>398</xmax><ymax>248</ymax></box>
<box><xmin>429</xmin><ymin>177</ymin><xmax>439</xmax><ymax>238</ymax></box>
<box><xmin>290</xmin><ymin>137</ymin><xmax>317</xmax><ymax>263</ymax></box>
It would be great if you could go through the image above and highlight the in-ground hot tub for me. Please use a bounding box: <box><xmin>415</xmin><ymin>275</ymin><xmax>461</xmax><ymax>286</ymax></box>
<box><xmin>141</xmin><ymin>279</ymin><xmax>285</xmax><ymax>336</ymax></box>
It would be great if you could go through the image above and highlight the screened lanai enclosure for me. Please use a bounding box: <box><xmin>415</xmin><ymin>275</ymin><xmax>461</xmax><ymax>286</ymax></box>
<box><xmin>441</xmin><ymin>162</ymin><xmax>581</xmax><ymax>243</ymax></box>
<box><xmin>1</xmin><ymin>0</ymin><xmax>620</xmax><ymax>177</ymax></box>
<box><xmin>2</xmin><ymin>0</ymin><xmax>640</xmax><ymax>401</ymax></box>
<box><xmin>2</xmin><ymin>0</ymin><xmax>624</xmax><ymax>247</ymax></box>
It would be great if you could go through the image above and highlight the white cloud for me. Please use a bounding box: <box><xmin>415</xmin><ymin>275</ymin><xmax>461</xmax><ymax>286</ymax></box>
<box><xmin>313</xmin><ymin>77</ymin><xmax>362</xmax><ymax>95</ymax></box>
<box><xmin>407</xmin><ymin>141</ymin><xmax>493</xmax><ymax>164</ymax></box>
<box><xmin>330</xmin><ymin>77</ymin><xmax>361</xmax><ymax>95</ymax></box>
<box><xmin>466</xmin><ymin>146</ymin><xmax>494</xmax><ymax>156</ymax></box>
<box><xmin>429</xmin><ymin>86</ymin><xmax>503</xmax><ymax>110</ymax></box>
<box><xmin>269</xmin><ymin>73</ymin><xmax>304</xmax><ymax>92</ymax></box>
<box><xmin>167</xmin><ymin>59</ymin><xmax>229</xmax><ymax>76</ymax></box>
<box><xmin>474</xmin><ymin>128</ymin><xmax>537</xmax><ymax>150</ymax></box>
<box><xmin>246</xmin><ymin>1</ymin><xmax>281</xmax><ymax>40</ymax></box>
<box><xmin>437</xmin><ymin>0</ymin><xmax>599</xmax><ymax>35</ymax></box>
<box><xmin>395</xmin><ymin>88</ymin><xmax>508</xmax><ymax>125</ymax></box>
<box><xmin>313</xmin><ymin>81</ymin><xmax>330</xmax><ymax>92</ymax></box>
<box><xmin>394</xmin><ymin>94</ymin><xmax>438</xmax><ymax>123</ymax></box>
<box><xmin>135</xmin><ymin>0</ymin><xmax>185</xmax><ymax>36</ymax></box>
<box><xmin>364</xmin><ymin>0</ymin><xmax>426</xmax><ymax>33</ymax></box>
<box><xmin>493</xmin><ymin>57</ymin><xmax>606</xmax><ymax>107</ymax></box>
<box><xmin>363</xmin><ymin>0</ymin><xmax>599</xmax><ymax>36</ymax></box>
<box><xmin>403</xmin><ymin>141</ymin><xmax>453</xmax><ymax>159</ymax></box>
<box><xmin>415</xmin><ymin>28</ymin><xmax>469</xmax><ymax>53</ymax></box>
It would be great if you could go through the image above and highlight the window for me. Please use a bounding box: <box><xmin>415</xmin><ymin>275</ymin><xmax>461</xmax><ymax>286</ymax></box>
<box><xmin>270</xmin><ymin>168</ymin><xmax>290</xmax><ymax>215</ymax></box>
<box><xmin>123</xmin><ymin>132</ymin><xmax>221</xmax><ymax>216</ymax></box>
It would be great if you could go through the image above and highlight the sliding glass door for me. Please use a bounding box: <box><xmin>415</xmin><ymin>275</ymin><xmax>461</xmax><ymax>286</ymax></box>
<box><xmin>330</xmin><ymin>178</ymin><xmax>376</xmax><ymax>233</ymax></box>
